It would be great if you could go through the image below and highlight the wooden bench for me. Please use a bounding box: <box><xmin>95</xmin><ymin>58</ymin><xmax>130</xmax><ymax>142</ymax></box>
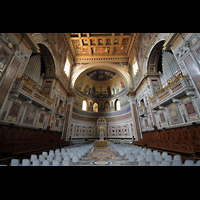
<box><xmin>12</xmin><ymin>142</ymin><xmax>58</xmax><ymax>155</ymax></box>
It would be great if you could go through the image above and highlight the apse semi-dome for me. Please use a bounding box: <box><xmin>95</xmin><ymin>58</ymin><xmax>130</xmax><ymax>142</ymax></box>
<box><xmin>75</xmin><ymin>69</ymin><xmax>127</xmax><ymax>99</ymax></box>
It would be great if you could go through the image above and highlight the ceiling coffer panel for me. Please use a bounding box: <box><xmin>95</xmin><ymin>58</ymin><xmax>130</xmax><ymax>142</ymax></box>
<box><xmin>66</xmin><ymin>33</ymin><xmax>138</xmax><ymax>59</ymax></box>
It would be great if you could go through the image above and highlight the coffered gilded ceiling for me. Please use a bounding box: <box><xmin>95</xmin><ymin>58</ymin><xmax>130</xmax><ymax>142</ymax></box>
<box><xmin>65</xmin><ymin>33</ymin><xmax>139</xmax><ymax>63</ymax></box>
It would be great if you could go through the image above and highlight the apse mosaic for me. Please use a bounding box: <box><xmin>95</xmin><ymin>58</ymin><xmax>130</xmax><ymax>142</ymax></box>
<box><xmin>86</xmin><ymin>70</ymin><xmax>116</xmax><ymax>81</ymax></box>
<box><xmin>75</xmin><ymin>69</ymin><xmax>127</xmax><ymax>99</ymax></box>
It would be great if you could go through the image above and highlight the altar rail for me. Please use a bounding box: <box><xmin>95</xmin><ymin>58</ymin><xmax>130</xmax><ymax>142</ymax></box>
<box><xmin>135</xmin><ymin>123</ymin><xmax>200</xmax><ymax>157</ymax></box>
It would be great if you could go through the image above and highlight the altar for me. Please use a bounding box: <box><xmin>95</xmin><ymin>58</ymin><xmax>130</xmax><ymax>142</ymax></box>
<box><xmin>95</xmin><ymin>140</ymin><xmax>108</xmax><ymax>147</ymax></box>
<box><xmin>95</xmin><ymin>130</ymin><xmax>108</xmax><ymax>146</ymax></box>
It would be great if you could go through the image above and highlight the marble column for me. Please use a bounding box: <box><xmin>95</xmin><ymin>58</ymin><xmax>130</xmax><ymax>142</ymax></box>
<box><xmin>62</xmin><ymin>97</ymin><xmax>74</xmax><ymax>141</ymax></box>
<box><xmin>128</xmin><ymin>93</ymin><xmax>142</xmax><ymax>141</ymax></box>
<box><xmin>0</xmin><ymin>58</ymin><xmax>21</xmax><ymax>110</ymax></box>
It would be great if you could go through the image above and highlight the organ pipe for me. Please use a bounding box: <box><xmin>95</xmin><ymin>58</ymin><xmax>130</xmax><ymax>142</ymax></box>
<box><xmin>24</xmin><ymin>54</ymin><xmax>43</xmax><ymax>88</ymax></box>
<box><xmin>161</xmin><ymin>50</ymin><xmax>180</xmax><ymax>87</ymax></box>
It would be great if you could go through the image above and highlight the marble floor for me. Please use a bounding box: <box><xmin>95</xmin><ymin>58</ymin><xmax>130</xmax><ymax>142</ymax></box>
<box><xmin>71</xmin><ymin>143</ymin><xmax>134</xmax><ymax>166</ymax></box>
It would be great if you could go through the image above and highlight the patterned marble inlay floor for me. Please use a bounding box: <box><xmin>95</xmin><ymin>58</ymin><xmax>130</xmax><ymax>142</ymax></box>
<box><xmin>85</xmin><ymin>147</ymin><xmax>119</xmax><ymax>161</ymax></box>
<box><xmin>71</xmin><ymin>146</ymin><xmax>134</xmax><ymax>166</ymax></box>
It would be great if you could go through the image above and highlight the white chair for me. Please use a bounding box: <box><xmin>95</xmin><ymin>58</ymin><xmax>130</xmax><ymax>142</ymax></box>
<box><xmin>49</xmin><ymin>150</ymin><xmax>54</xmax><ymax>153</ymax></box>
<box><xmin>49</xmin><ymin>152</ymin><xmax>55</xmax><ymax>158</ymax></box>
<box><xmin>42</xmin><ymin>152</ymin><xmax>48</xmax><ymax>158</ymax></box>
<box><xmin>161</xmin><ymin>161</ymin><xmax>171</xmax><ymax>166</ymax></box>
<box><xmin>196</xmin><ymin>160</ymin><xmax>200</xmax><ymax>166</ymax></box>
<box><xmin>32</xmin><ymin>159</ymin><xmax>41</xmax><ymax>166</ymax></box>
<box><xmin>67</xmin><ymin>151</ymin><xmax>71</xmax><ymax>156</ymax></box>
<box><xmin>77</xmin><ymin>152</ymin><xmax>82</xmax><ymax>159</ymax></box>
<box><xmin>155</xmin><ymin>155</ymin><xmax>163</xmax><ymax>163</ymax></box>
<box><xmin>141</xmin><ymin>148</ymin><xmax>147</xmax><ymax>152</ymax></box>
<box><xmin>129</xmin><ymin>155</ymin><xmax>136</xmax><ymax>163</ymax></box>
<box><xmin>62</xmin><ymin>152</ymin><xmax>68</xmax><ymax>158</ymax></box>
<box><xmin>67</xmin><ymin>149</ymin><xmax>71</xmax><ymax>153</ymax></box>
<box><xmin>52</xmin><ymin>160</ymin><xmax>60</xmax><ymax>166</ymax></box>
<box><xmin>133</xmin><ymin>153</ymin><xmax>139</xmax><ymax>160</ymax></box>
<box><xmin>55</xmin><ymin>155</ymin><xmax>62</xmax><ymax>163</ymax></box>
<box><xmin>63</xmin><ymin>156</ymin><xmax>70</xmax><ymax>162</ymax></box>
<box><xmin>42</xmin><ymin>160</ymin><xmax>50</xmax><ymax>166</ymax></box>
<box><xmin>139</xmin><ymin>161</ymin><xmax>147</xmax><ymax>166</ymax></box>
<box><xmin>126</xmin><ymin>153</ymin><xmax>131</xmax><ymax>159</ymax></box>
<box><xmin>125</xmin><ymin>149</ymin><xmax>131</xmax><ymax>154</ymax></box>
<box><xmin>22</xmin><ymin>159</ymin><xmax>31</xmax><ymax>166</ymax></box>
<box><xmin>55</xmin><ymin>152</ymin><xmax>61</xmax><ymax>156</ymax></box>
<box><xmin>173</xmin><ymin>155</ymin><xmax>181</xmax><ymax>161</ymax></box>
<box><xmin>120</xmin><ymin>150</ymin><xmax>125</xmax><ymax>157</ymax></box>
<box><xmin>146</xmin><ymin>154</ymin><xmax>154</xmax><ymax>163</ymax></box>
<box><xmin>72</xmin><ymin>155</ymin><xmax>79</xmax><ymax>163</ymax></box>
<box><xmin>39</xmin><ymin>155</ymin><xmax>45</xmax><ymax>163</ymax></box>
<box><xmin>55</xmin><ymin>149</ymin><xmax>60</xmax><ymax>153</ymax></box>
<box><xmin>184</xmin><ymin>160</ymin><xmax>194</xmax><ymax>166</ymax></box>
<box><xmin>47</xmin><ymin>155</ymin><xmax>53</xmax><ymax>163</ymax></box>
<box><xmin>10</xmin><ymin>159</ymin><xmax>20</xmax><ymax>166</ymax></box>
<box><xmin>146</xmin><ymin>151</ymin><xmax>153</xmax><ymax>156</ymax></box>
<box><xmin>140</xmin><ymin>152</ymin><xmax>146</xmax><ymax>159</ymax></box>
<box><xmin>30</xmin><ymin>155</ymin><xmax>37</xmax><ymax>162</ymax></box>
<box><xmin>62</xmin><ymin>160</ymin><xmax>70</xmax><ymax>166</ymax></box>
<box><xmin>165</xmin><ymin>155</ymin><xmax>172</xmax><ymax>162</ymax></box>
<box><xmin>138</xmin><ymin>155</ymin><xmax>145</xmax><ymax>162</ymax></box>
<box><xmin>153</xmin><ymin>150</ymin><xmax>158</xmax><ymax>155</ymax></box>
<box><xmin>61</xmin><ymin>148</ymin><xmax>66</xmax><ymax>153</ymax></box>
<box><xmin>162</xmin><ymin>152</ymin><xmax>168</xmax><ymax>159</ymax></box>
<box><xmin>172</xmin><ymin>160</ymin><xmax>182</xmax><ymax>166</ymax></box>
<box><xmin>69</xmin><ymin>152</ymin><xmax>74</xmax><ymax>159</ymax></box>
<box><xmin>150</xmin><ymin>161</ymin><xmax>159</xmax><ymax>166</ymax></box>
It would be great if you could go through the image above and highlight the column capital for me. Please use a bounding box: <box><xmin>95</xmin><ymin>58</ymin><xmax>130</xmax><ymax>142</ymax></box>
<box><xmin>172</xmin><ymin>98</ymin><xmax>181</xmax><ymax>104</ymax></box>
<box><xmin>128</xmin><ymin>97</ymin><xmax>137</xmax><ymax>104</ymax></box>
<box><xmin>24</xmin><ymin>100</ymin><xmax>32</xmax><ymax>105</ymax></box>
<box><xmin>66</xmin><ymin>97</ymin><xmax>74</xmax><ymax>105</ymax></box>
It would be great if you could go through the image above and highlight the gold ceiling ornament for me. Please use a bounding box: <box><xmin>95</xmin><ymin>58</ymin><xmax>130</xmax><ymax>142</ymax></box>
<box><xmin>17</xmin><ymin>74</ymin><xmax>53</xmax><ymax>103</ymax></box>
<box><xmin>150</xmin><ymin>72</ymin><xmax>185</xmax><ymax>102</ymax></box>
<box><xmin>66</xmin><ymin>33</ymin><xmax>138</xmax><ymax>61</ymax></box>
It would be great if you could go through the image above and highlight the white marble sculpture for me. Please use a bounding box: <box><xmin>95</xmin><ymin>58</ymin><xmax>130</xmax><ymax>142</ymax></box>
<box><xmin>99</xmin><ymin>131</ymin><xmax>104</xmax><ymax>141</ymax></box>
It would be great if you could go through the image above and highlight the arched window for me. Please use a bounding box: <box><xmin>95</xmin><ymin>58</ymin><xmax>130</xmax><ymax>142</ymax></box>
<box><xmin>82</xmin><ymin>100</ymin><xmax>87</xmax><ymax>111</ymax></box>
<box><xmin>116</xmin><ymin>99</ymin><xmax>121</xmax><ymax>111</ymax></box>
<box><xmin>93</xmin><ymin>102</ymin><xmax>98</xmax><ymax>112</ymax></box>
<box><xmin>133</xmin><ymin>61</ymin><xmax>139</xmax><ymax>75</ymax></box>
<box><xmin>105</xmin><ymin>101</ymin><xmax>110</xmax><ymax>112</ymax></box>
<box><xmin>64</xmin><ymin>58</ymin><xmax>70</xmax><ymax>77</ymax></box>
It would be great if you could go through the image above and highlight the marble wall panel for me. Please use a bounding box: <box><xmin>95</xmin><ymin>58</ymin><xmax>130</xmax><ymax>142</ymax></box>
<box><xmin>23</xmin><ymin>104</ymin><xmax>37</xmax><ymax>125</ymax></box>
<box><xmin>167</xmin><ymin>103</ymin><xmax>183</xmax><ymax>125</ymax></box>
<box><xmin>184</xmin><ymin>55</ymin><xmax>200</xmax><ymax>93</ymax></box>
<box><xmin>0</xmin><ymin>59</ymin><xmax>20</xmax><ymax>108</ymax></box>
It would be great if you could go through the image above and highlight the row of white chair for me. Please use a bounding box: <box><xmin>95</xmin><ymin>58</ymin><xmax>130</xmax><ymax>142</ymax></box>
<box><xmin>10</xmin><ymin>158</ymin><xmax>71</xmax><ymax>166</ymax></box>
<box><xmin>111</xmin><ymin>143</ymin><xmax>199</xmax><ymax>166</ymax></box>
<box><xmin>10</xmin><ymin>144</ymin><xmax>94</xmax><ymax>166</ymax></box>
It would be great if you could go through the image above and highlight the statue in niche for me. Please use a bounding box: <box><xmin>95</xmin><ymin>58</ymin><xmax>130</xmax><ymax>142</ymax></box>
<box><xmin>114</xmin><ymin>83</ymin><xmax>119</xmax><ymax>93</ymax></box>
<box><xmin>107</xmin><ymin>85</ymin><xmax>111</xmax><ymax>96</ymax></box>
<box><xmin>92</xmin><ymin>85</ymin><xmax>96</xmax><ymax>96</ymax></box>
<box><xmin>78</xmin><ymin>81</ymin><xmax>83</xmax><ymax>90</ymax></box>
<box><xmin>119</xmin><ymin>79</ymin><xmax>125</xmax><ymax>89</ymax></box>
<box><xmin>84</xmin><ymin>84</ymin><xmax>89</xmax><ymax>94</ymax></box>
<box><xmin>112</xmin><ymin>88</ymin><xmax>115</xmax><ymax>94</ymax></box>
